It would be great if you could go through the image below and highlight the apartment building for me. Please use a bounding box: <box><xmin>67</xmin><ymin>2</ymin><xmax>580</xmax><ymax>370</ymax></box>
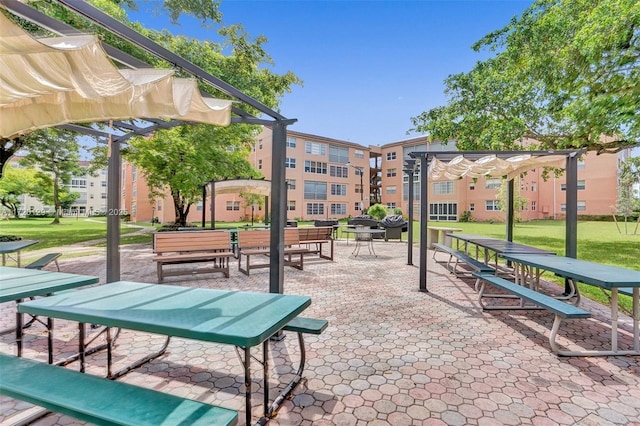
<box><xmin>80</xmin><ymin>129</ymin><xmax>633</xmax><ymax>225</ymax></box>
<box><xmin>3</xmin><ymin>158</ymin><xmax>108</xmax><ymax>216</ymax></box>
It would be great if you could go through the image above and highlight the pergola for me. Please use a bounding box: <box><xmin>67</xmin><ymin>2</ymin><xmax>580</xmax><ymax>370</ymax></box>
<box><xmin>202</xmin><ymin>178</ymin><xmax>271</xmax><ymax>228</ymax></box>
<box><xmin>1</xmin><ymin>0</ymin><xmax>292</xmax><ymax>294</ymax></box>
<box><xmin>407</xmin><ymin>149</ymin><xmax>585</xmax><ymax>292</ymax></box>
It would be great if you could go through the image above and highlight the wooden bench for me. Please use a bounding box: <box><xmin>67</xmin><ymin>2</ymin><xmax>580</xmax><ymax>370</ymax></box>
<box><xmin>153</xmin><ymin>230</ymin><xmax>234</xmax><ymax>282</ymax></box>
<box><xmin>433</xmin><ymin>243</ymin><xmax>495</xmax><ymax>277</ymax></box>
<box><xmin>0</xmin><ymin>354</ymin><xmax>238</xmax><ymax>426</ymax></box>
<box><xmin>25</xmin><ymin>253</ymin><xmax>61</xmax><ymax>271</ymax></box>
<box><xmin>473</xmin><ymin>273</ymin><xmax>592</xmax><ymax>356</ymax></box>
<box><xmin>237</xmin><ymin>228</ymin><xmax>310</xmax><ymax>276</ymax></box>
<box><xmin>298</xmin><ymin>227</ymin><xmax>334</xmax><ymax>261</ymax></box>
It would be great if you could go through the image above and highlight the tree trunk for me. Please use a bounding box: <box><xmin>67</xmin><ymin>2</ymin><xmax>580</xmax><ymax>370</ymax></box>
<box><xmin>51</xmin><ymin>172</ymin><xmax>61</xmax><ymax>225</ymax></box>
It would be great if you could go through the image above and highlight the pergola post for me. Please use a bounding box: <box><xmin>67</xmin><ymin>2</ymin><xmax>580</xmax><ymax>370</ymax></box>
<box><xmin>506</xmin><ymin>178</ymin><xmax>515</xmax><ymax>242</ymax></box>
<box><xmin>106</xmin><ymin>134</ymin><xmax>130</xmax><ymax>283</ymax></box>
<box><xmin>403</xmin><ymin>159</ymin><xmax>416</xmax><ymax>266</ymax></box>
<box><xmin>564</xmin><ymin>152</ymin><xmax>579</xmax><ymax>294</ymax></box>
<box><xmin>269</xmin><ymin>120</ymin><xmax>295</xmax><ymax>294</ymax></box>
<box><xmin>416</xmin><ymin>153</ymin><xmax>430</xmax><ymax>292</ymax></box>
<box><xmin>210</xmin><ymin>182</ymin><xmax>215</xmax><ymax>229</ymax></box>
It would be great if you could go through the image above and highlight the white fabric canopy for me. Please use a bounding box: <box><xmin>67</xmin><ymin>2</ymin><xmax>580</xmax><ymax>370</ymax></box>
<box><xmin>213</xmin><ymin>179</ymin><xmax>271</xmax><ymax>196</ymax></box>
<box><xmin>428</xmin><ymin>153</ymin><xmax>567</xmax><ymax>181</ymax></box>
<box><xmin>0</xmin><ymin>12</ymin><xmax>232</xmax><ymax>139</ymax></box>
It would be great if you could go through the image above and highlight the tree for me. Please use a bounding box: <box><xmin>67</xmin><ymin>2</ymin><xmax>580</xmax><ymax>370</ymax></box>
<box><xmin>0</xmin><ymin>167</ymin><xmax>40</xmax><ymax>218</ymax></box>
<box><xmin>411</xmin><ymin>0</ymin><xmax>640</xmax><ymax>154</ymax></box>
<box><xmin>613</xmin><ymin>155</ymin><xmax>640</xmax><ymax>234</ymax></box>
<box><xmin>124</xmin><ymin>124</ymin><xmax>259</xmax><ymax>226</ymax></box>
<box><xmin>19</xmin><ymin>129</ymin><xmax>82</xmax><ymax>224</ymax></box>
<box><xmin>496</xmin><ymin>177</ymin><xmax>529</xmax><ymax>223</ymax></box>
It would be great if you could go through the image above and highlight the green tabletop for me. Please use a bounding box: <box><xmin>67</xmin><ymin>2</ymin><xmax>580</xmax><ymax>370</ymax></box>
<box><xmin>0</xmin><ymin>266</ymin><xmax>99</xmax><ymax>303</ymax></box>
<box><xmin>0</xmin><ymin>240</ymin><xmax>39</xmax><ymax>254</ymax></box>
<box><xmin>19</xmin><ymin>281</ymin><xmax>311</xmax><ymax>347</ymax></box>
<box><xmin>499</xmin><ymin>254</ymin><xmax>640</xmax><ymax>289</ymax></box>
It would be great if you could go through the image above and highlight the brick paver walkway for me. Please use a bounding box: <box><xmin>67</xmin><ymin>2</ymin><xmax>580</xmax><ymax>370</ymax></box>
<box><xmin>1</xmin><ymin>238</ymin><xmax>639</xmax><ymax>425</ymax></box>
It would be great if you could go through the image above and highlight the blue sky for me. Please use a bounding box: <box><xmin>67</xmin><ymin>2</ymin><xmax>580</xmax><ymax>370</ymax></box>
<box><xmin>128</xmin><ymin>1</ymin><xmax>532</xmax><ymax>146</ymax></box>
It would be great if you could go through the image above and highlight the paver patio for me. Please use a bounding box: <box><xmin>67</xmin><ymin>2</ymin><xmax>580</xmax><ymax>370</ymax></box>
<box><xmin>1</xmin><ymin>238</ymin><xmax>639</xmax><ymax>425</ymax></box>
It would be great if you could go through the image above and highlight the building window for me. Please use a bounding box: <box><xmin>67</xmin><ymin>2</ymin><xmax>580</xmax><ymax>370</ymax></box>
<box><xmin>226</xmin><ymin>201</ymin><xmax>240</xmax><ymax>211</ymax></box>
<box><xmin>306</xmin><ymin>203</ymin><xmax>324</xmax><ymax>215</ymax></box>
<box><xmin>560</xmin><ymin>180</ymin><xmax>586</xmax><ymax>191</ymax></box>
<box><xmin>331</xmin><ymin>203</ymin><xmax>347</xmax><ymax>215</ymax></box>
<box><xmin>90</xmin><ymin>182</ymin><xmax>94</xmax><ymax>187</ymax></box>
<box><xmin>386</xmin><ymin>152</ymin><xmax>397</xmax><ymax>161</ymax></box>
<box><xmin>486</xmin><ymin>200</ymin><xmax>500</xmax><ymax>211</ymax></box>
<box><xmin>285</xmin><ymin>158</ymin><xmax>296</xmax><ymax>168</ymax></box>
<box><xmin>469</xmin><ymin>203</ymin><xmax>475</xmax><ymax>212</ymax></box>
<box><xmin>132</xmin><ymin>166</ymin><xmax>137</xmax><ymax>181</ymax></box>
<box><xmin>331</xmin><ymin>183</ymin><xmax>347</xmax><ymax>196</ymax></box>
<box><xmin>531</xmin><ymin>201</ymin><xmax>537</xmax><ymax>211</ymax></box>
<box><xmin>469</xmin><ymin>182</ymin><xmax>475</xmax><ymax>190</ymax></box>
<box><xmin>561</xmin><ymin>201</ymin><xmax>587</xmax><ymax>211</ymax></box>
<box><xmin>330</xmin><ymin>165</ymin><xmax>349</xmax><ymax>178</ymax></box>
<box><xmin>433</xmin><ymin>181</ymin><xmax>454</xmax><ymax>195</ymax></box>
<box><xmin>71</xmin><ymin>178</ymin><xmax>86</xmax><ymax>188</ymax></box>
<box><xmin>305</xmin><ymin>160</ymin><xmax>327</xmax><ymax>174</ymax></box>
<box><xmin>286</xmin><ymin>179</ymin><xmax>296</xmax><ymax>190</ymax></box>
<box><xmin>305</xmin><ymin>141</ymin><xmax>326</xmax><ymax>156</ymax></box>
<box><xmin>101</xmin><ymin>180</ymin><xmax>107</xmax><ymax>187</ymax></box>
<box><xmin>578</xmin><ymin>160</ymin><xmax>585</xmax><ymax>170</ymax></box>
<box><xmin>355</xmin><ymin>201</ymin><xmax>363</xmax><ymax>211</ymax></box>
<box><xmin>287</xmin><ymin>200</ymin><xmax>296</xmax><ymax>211</ymax></box>
<box><xmin>485</xmin><ymin>178</ymin><xmax>502</xmax><ymax>190</ymax></box>
<box><xmin>354</xmin><ymin>149</ymin><xmax>364</xmax><ymax>159</ymax></box>
<box><xmin>196</xmin><ymin>201</ymin><xmax>203</xmax><ymax>211</ymax></box>
<box><xmin>355</xmin><ymin>184</ymin><xmax>363</xmax><ymax>195</ymax></box>
<box><xmin>386</xmin><ymin>168</ymin><xmax>397</xmax><ymax>177</ymax></box>
<box><xmin>304</xmin><ymin>181</ymin><xmax>327</xmax><ymax>200</ymax></box>
<box><xmin>157</xmin><ymin>201</ymin><xmax>162</xmax><ymax>211</ymax></box>
<box><xmin>386</xmin><ymin>202</ymin><xmax>396</xmax><ymax>208</ymax></box>
<box><xmin>286</xmin><ymin>137</ymin><xmax>296</xmax><ymax>148</ymax></box>
<box><xmin>131</xmin><ymin>203</ymin><xmax>136</xmax><ymax>216</ymax></box>
<box><xmin>329</xmin><ymin>146</ymin><xmax>349</xmax><ymax>164</ymax></box>
<box><xmin>387</xmin><ymin>185</ymin><xmax>397</xmax><ymax>194</ymax></box>
<box><xmin>531</xmin><ymin>182</ymin><xmax>537</xmax><ymax>192</ymax></box>
<box><xmin>429</xmin><ymin>202</ymin><xmax>457</xmax><ymax>221</ymax></box>
<box><xmin>258</xmin><ymin>159</ymin><xmax>262</xmax><ymax>170</ymax></box>
<box><xmin>101</xmin><ymin>192</ymin><xmax>107</xmax><ymax>199</ymax></box>
<box><xmin>89</xmin><ymin>194</ymin><xmax>94</xmax><ymax>199</ymax></box>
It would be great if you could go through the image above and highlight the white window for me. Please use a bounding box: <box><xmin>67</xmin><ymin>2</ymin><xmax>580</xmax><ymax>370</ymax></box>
<box><xmin>285</xmin><ymin>158</ymin><xmax>296</xmax><ymax>168</ymax></box>
<box><xmin>469</xmin><ymin>203</ymin><xmax>475</xmax><ymax>212</ymax></box>
<box><xmin>354</xmin><ymin>149</ymin><xmax>364</xmax><ymax>159</ymax></box>
<box><xmin>560</xmin><ymin>180</ymin><xmax>586</xmax><ymax>191</ymax></box>
<box><xmin>101</xmin><ymin>192</ymin><xmax>107</xmax><ymax>199</ymax></box>
<box><xmin>304</xmin><ymin>160</ymin><xmax>327</xmax><ymax>174</ymax></box>
<box><xmin>329</xmin><ymin>146</ymin><xmax>349</xmax><ymax>164</ymax></box>
<box><xmin>386</xmin><ymin>152</ymin><xmax>397</xmax><ymax>161</ymax></box>
<box><xmin>71</xmin><ymin>178</ymin><xmax>86</xmax><ymax>189</ymax></box>
<box><xmin>469</xmin><ymin>182</ymin><xmax>475</xmax><ymax>190</ymax></box>
<box><xmin>305</xmin><ymin>141</ymin><xmax>326</xmax><ymax>156</ymax></box>
<box><xmin>286</xmin><ymin>137</ymin><xmax>296</xmax><ymax>148</ymax></box>
<box><xmin>331</xmin><ymin>203</ymin><xmax>347</xmax><ymax>215</ymax></box>
<box><xmin>101</xmin><ymin>180</ymin><xmax>107</xmax><ymax>187</ymax></box>
<box><xmin>433</xmin><ymin>181</ymin><xmax>454</xmax><ymax>195</ymax></box>
<box><xmin>561</xmin><ymin>201</ymin><xmax>586</xmax><ymax>211</ymax></box>
<box><xmin>485</xmin><ymin>178</ymin><xmax>502</xmax><ymax>190</ymax></box>
<box><xmin>306</xmin><ymin>203</ymin><xmax>324</xmax><ymax>215</ymax></box>
<box><xmin>387</xmin><ymin>185</ymin><xmax>397</xmax><ymax>194</ymax></box>
<box><xmin>286</xmin><ymin>179</ymin><xmax>296</xmax><ymax>190</ymax></box>
<box><xmin>287</xmin><ymin>200</ymin><xmax>296</xmax><ymax>211</ymax></box>
<box><xmin>386</xmin><ymin>168</ymin><xmax>397</xmax><ymax>177</ymax></box>
<box><xmin>531</xmin><ymin>182</ymin><xmax>537</xmax><ymax>192</ymax></box>
<box><xmin>486</xmin><ymin>200</ymin><xmax>500</xmax><ymax>211</ymax></box>
<box><xmin>331</xmin><ymin>184</ymin><xmax>347</xmax><ymax>196</ymax></box>
<box><xmin>355</xmin><ymin>201</ymin><xmax>363</xmax><ymax>211</ymax></box>
<box><xmin>258</xmin><ymin>159</ymin><xmax>262</xmax><ymax>170</ymax></box>
<box><xmin>386</xmin><ymin>202</ymin><xmax>396</xmax><ymax>208</ymax></box>
<box><xmin>304</xmin><ymin>181</ymin><xmax>327</xmax><ymax>200</ymax></box>
<box><xmin>330</xmin><ymin>165</ymin><xmax>349</xmax><ymax>178</ymax></box>
<box><xmin>531</xmin><ymin>201</ymin><xmax>537</xmax><ymax>211</ymax></box>
<box><xmin>429</xmin><ymin>202</ymin><xmax>457</xmax><ymax>221</ymax></box>
<box><xmin>226</xmin><ymin>201</ymin><xmax>240</xmax><ymax>211</ymax></box>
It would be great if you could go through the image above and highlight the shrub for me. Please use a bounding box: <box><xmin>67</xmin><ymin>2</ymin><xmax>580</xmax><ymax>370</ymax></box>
<box><xmin>366</xmin><ymin>204</ymin><xmax>388</xmax><ymax>220</ymax></box>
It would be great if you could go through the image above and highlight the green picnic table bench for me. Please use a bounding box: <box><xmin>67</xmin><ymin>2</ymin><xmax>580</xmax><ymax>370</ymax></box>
<box><xmin>0</xmin><ymin>354</ymin><xmax>238</xmax><ymax>426</ymax></box>
<box><xmin>473</xmin><ymin>272</ymin><xmax>592</xmax><ymax>356</ymax></box>
<box><xmin>24</xmin><ymin>252</ymin><xmax>62</xmax><ymax>271</ymax></box>
<box><xmin>433</xmin><ymin>243</ymin><xmax>495</xmax><ymax>277</ymax></box>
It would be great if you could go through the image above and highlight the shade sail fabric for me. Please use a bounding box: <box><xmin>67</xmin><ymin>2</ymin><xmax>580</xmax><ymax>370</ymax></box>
<box><xmin>213</xmin><ymin>179</ymin><xmax>271</xmax><ymax>196</ymax></box>
<box><xmin>428</xmin><ymin>153</ymin><xmax>566</xmax><ymax>181</ymax></box>
<box><xmin>0</xmin><ymin>12</ymin><xmax>232</xmax><ymax>139</ymax></box>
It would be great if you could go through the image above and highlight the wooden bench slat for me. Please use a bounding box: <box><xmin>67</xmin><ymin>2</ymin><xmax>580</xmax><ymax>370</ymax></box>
<box><xmin>153</xmin><ymin>231</ymin><xmax>233</xmax><ymax>282</ymax></box>
<box><xmin>237</xmin><ymin>229</ymin><xmax>310</xmax><ymax>275</ymax></box>
<box><xmin>0</xmin><ymin>354</ymin><xmax>238</xmax><ymax>426</ymax></box>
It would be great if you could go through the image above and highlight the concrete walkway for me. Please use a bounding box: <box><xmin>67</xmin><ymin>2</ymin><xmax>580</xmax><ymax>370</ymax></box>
<box><xmin>1</xmin><ymin>238</ymin><xmax>639</xmax><ymax>425</ymax></box>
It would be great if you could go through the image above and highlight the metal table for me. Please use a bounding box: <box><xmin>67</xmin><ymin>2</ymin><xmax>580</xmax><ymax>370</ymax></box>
<box><xmin>19</xmin><ymin>281</ymin><xmax>312</xmax><ymax>425</ymax></box>
<box><xmin>500</xmin><ymin>253</ymin><xmax>640</xmax><ymax>356</ymax></box>
<box><xmin>0</xmin><ymin>266</ymin><xmax>98</xmax><ymax>349</ymax></box>
<box><xmin>0</xmin><ymin>240</ymin><xmax>39</xmax><ymax>267</ymax></box>
<box><xmin>342</xmin><ymin>228</ymin><xmax>387</xmax><ymax>256</ymax></box>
